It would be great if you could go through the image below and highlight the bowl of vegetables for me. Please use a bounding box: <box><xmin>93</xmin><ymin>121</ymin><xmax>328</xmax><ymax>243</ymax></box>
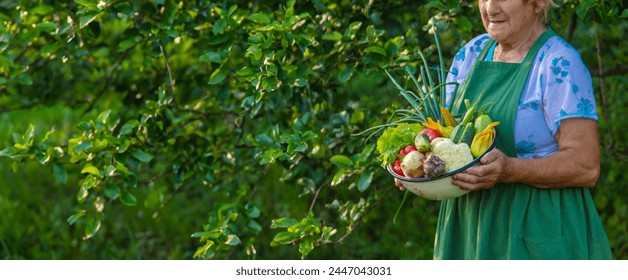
<box><xmin>373</xmin><ymin>107</ymin><xmax>499</xmax><ymax>201</ymax></box>
<box><xmin>386</xmin><ymin>128</ymin><xmax>497</xmax><ymax>200</ymax></box>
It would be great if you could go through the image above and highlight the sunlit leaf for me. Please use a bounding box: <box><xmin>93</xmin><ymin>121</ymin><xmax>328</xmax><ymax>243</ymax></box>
<box><xmin>225</xmin><ymin>234</ymin><xmax>241</xmax><ymax>246</ymax></box>
<box><xmin>80</xmin><ymin>11</ymin><xmax>101</xmax><ymax>29</ymax></box>
<box><xmin>271</xmin><ymin>218</ymin><xmax>298</xmax><ymax>228</ymax></box>
<box><xmin>84</xmin><ymin>217</ymin><xmax>101</xmax><ymax>239</ymax></box>
<box><xmin>81</xmin><ymin>165</ymin><xmax>100</xmax><ymax>176</ymax></box>
<box><xmin>330</xmin><ymin>155</ymin><xmax>353</xmax><ymax>167</ymax></box>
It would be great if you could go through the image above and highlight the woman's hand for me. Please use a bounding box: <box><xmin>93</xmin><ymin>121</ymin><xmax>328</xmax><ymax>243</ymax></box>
<box><xmin>451</xmin><ymin>148</ymin><xmax>511</xmax><ymax>191</ymax></box>
<box><xmin>394</xmin><ymin>178</ymin><xmax>406</xmax><ymax>191</ymax></box>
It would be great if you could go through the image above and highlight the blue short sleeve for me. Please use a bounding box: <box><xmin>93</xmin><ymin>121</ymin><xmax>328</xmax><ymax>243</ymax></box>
<box><xmin>539</xmin><ymin>40</ymin><xmax>599</xmax><ymax>136</ymax></box>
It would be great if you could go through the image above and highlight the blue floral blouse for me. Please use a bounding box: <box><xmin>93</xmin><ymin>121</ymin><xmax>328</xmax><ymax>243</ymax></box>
<box><xmin>446</xmin><ymin>34</ymin><xmax>599</xmax><ymax>159</ymax></box>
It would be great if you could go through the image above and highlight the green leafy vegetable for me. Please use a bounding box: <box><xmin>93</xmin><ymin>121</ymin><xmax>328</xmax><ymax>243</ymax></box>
<box><xmin>376</xmin><ymin>123</ymin><xmax>423</xmax><ymax>167</ymax></box>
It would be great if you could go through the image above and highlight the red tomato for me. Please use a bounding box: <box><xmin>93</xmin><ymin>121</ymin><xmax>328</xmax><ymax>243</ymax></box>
<box><xmin>420</xmin><ymin>128</ymin><xmax>443</xmax><ymax>141</ymax></box>
<box><xmin>399</xmin><ymin>145</ymin><xmax>416</xmax><ymax>156</ymax></box>
<box><xmin>404</xmin><ymin>145</ymin><xmax>417</xmax><ymax>154</ymax></box>
<box><xmin>392</xmin><ymin>159</ymin><xmax>404</xmax><ymax>176</ymax></box>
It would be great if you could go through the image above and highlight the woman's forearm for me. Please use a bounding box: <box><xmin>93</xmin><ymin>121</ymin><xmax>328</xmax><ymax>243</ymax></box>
<box><xmin>502</xmin><ymin>118</ymin><xmax>600</xmax><ymax>188</ymax></box>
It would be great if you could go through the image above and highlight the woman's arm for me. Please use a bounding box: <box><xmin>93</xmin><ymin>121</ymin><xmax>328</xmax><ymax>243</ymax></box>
<box><xmin>452</xmin><ymin>118</ymin><xmax>600</xmax><ymax>190</ymax></box>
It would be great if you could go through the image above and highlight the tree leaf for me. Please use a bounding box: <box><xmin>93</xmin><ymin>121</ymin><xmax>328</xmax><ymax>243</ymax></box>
<box><xmin>199</xmin><ymin>52</ymin><xmax>222</xmax><ymax>63</ymax></box>
<box><xmin>236</xmin><ymin>66</ymin><xmax>254</xmax><ymax>76</ymax></box>
<box><xmin>81</xmin><ymin>165</ymin><xmax>100</xmax><ymax>176</ymax></box>
<box><xmin>247</xmin><ymin>13</ymin><xmax>271</xmax><ymax>24</ymax></box>
<box><xmin>271</xmin><ymin>218</ymin><xmax>298</xmax><ymax>228</ymax></box>
<box><xmin>365</xmin><ymin>45</ymin><xmax>387</xmax><ymax>56</ymax></box>
<box><xmin>66</xmin><ymin>210</ymin><xmax>86</xmax><ymax>225</ymax></box>
<box><xmin>212</xmin><ymin>18</ymin><xmax>227</xmax><ymax>34</ymax></box>
<box><xmin>245</xmin><ymin>205</ymin><xmax>261</xmax><ymax>218</ymax></box>
<box><xmin>224</xmin><ymin>234</ymin><xmax>241</xmax><ymax>246</ymax></box>
<box><xmin>52</xmin><ymin>163</ymin><xmax>68</xmax><ymax>184</ymax></box>
<box><xmin>80</xmin><ymin>11</ymin><xmax>101</xmax><ymax>29</ymax></box>
<box><xmin>23</xmin><ymin>124</ymin><xmax>36</xmax><ymax>147</ymax></box>
<box><xmin>270</xmin><ymin>231</ymin><xmax>298</xmax><ymax>246</ymax></box>
<box><xmin>298</xmin><ymin>238</ymin><xmax>314</xmax><ymax>259</ymax></box>
<box><xmin>74</xmin><ymin>140</ymin><xmax>92</xmax><ymax>152</ymax></box>
<box><xmin>36</xmin><ymin>22</ymin><xmax>57</xmax><ymax>33</ymax></box>
<box><xmin>130</xmin><ymin>149</ymin><xmax>153</xmax><ymax>163</ymax></box>
<box><xmin>120</xmin><ymin>191</ymin><xmax>137</xmax><ymax>206</ymax></box>
<box><xmin>77</xmin><ymin>186</ymin><xmax>89</xmax><ymax>203</ymax></box>
<box><xmin>254</xmin><ymin>133</ymin><xmax>274</xmax><ymax>146</ymax></box>
<box><xmin>118</xmin><ymin>38</ymin><xmax>137</xmax><ymax>51</ymax></box>
<box><xmin>338</xmin><ymin>66</ymin><xmax>353</xmax><ymax>84</ymax></box>
<box><xmin>322</xmin><ymin>31</ymin><xmax>342</xmax><ymax>41</ymax></box>
<box><xmin>208</xmin><ymin>68</ymin><xmax>228</xmax><ymax>84</ymax></box>
<box><xmin>84</xmin><ymin>217</ymin><xmax>101</xmax><ymax>239</ymax></box>
<box><xmin>260</xmin><ymin>148</ymin><xmax>283</xmax><ymax>165</ymax></box>
<box><xmin>104</xmin><ymin>184</ymin><xmax>120</xmax><ymax>200</ymax></box>
<box><xmin>119</xmin><ymin>120</ymin><xmax>139</xmax><ymax>135</ymax></box>
<box><xmin>247</xmin><ymin>220</ymin><xmax>262</xmax><ymax>232</ymax></box>
<box><xmin>331</xmin><ymin>168</ymin><xmax>347</xmax><ymax>186</ymax></box>
<box><xmin>357</xmin><ymin>172</ymin><xmax>373</xmax><ymax>192</ymax></box>
<box><xmin>329</xmin><ymin>155</ymin><xmax>353</xmax><ymax>167</ymax></box>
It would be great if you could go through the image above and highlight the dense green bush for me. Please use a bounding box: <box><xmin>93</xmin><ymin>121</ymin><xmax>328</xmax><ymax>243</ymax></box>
<box><xmin>1</xmin><ymin>0</ymin><xmax>625</xmax><ymax>259</ymax></box>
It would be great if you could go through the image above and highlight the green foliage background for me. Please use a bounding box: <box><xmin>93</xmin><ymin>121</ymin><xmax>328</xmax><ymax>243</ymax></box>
<box><xmin>0</xmin><ymin>0</ymin><xmax>625</xmax><ymax>259</ymax></box>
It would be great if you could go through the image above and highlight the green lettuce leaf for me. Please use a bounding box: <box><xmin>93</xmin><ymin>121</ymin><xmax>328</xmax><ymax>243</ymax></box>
<box><xmin>376</xmin><ymin>123</ymin><xmax>423</xmax><ymax>167</ymax></box>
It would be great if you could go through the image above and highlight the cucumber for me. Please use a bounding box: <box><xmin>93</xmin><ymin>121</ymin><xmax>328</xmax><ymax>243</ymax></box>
<box><xmin>452</xmin><ymin>122</ymin><xmax>475</xmax><ymax>145</ymax></box>
<box><xmin>459</xmin><ymin>122</ymin><xmax>475</xmax><ymax>146</ymax></box>
<box><xmin>450</xmin><ymin>124</ymin><xmax>464</xmax><ymax>143</ymax></box>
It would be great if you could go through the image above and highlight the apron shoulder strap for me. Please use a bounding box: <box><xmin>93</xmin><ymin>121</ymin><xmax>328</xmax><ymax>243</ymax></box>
<box><xmin>521</xmin><ymin>29</ymin><xmax>556</xmax><ymax>65</ymax></box>
<box><xmin>478</xmin><ymin>38</ymin><xmax>496</xmax><ymax>61</ymax></box>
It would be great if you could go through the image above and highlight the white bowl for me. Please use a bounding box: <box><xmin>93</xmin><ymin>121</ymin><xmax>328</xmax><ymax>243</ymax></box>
<box><xmin>387</xmin><ymin>137</ymin><xmax>497</xmax><ymax>200</ymax></box>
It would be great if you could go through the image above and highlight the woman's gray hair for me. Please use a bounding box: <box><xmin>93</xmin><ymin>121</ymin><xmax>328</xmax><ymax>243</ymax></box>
<box><xmin>526</xmin><ymin>0</ymin><xmax>557</xmax><ymax>22</ymax></box>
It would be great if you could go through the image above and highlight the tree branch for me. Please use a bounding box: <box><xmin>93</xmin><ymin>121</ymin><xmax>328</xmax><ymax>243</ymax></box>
<box><xmin>159</xmin><ymin>43</ymin><xmax>176</xmax><ymax>94</ymax></box>
<box><xmin>309</xmin><ymin>180</ymin><xmax>329</xmax><ymax>212</ymax></box>
<box><xmin>565</xmin><ymin>12</ymin><xmax>578</xmax><ymax>42</ymax></box>
<box><xmin>594</xmin><ymin>24</ymin><xmax>615</xmax><ymax>159</ymax></box>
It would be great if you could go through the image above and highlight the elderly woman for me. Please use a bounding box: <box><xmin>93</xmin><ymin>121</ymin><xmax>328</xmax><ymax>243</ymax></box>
<box><xmin>398</xmin><ymin>0</ymin><xmax>613</xmax><ymax>259</ymax></box>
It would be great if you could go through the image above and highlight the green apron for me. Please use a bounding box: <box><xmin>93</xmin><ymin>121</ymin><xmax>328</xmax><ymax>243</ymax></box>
<box><xmin>435</xmin><ymin>30</ymin><xmax>613</xmax><ymax>260</ymax></box>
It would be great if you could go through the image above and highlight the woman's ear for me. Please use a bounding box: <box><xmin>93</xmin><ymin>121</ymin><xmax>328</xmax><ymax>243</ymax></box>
<box><xmin>534</xmin><ymin>0</ymin><xmax>550</xmax><ymax>14</ymax></box>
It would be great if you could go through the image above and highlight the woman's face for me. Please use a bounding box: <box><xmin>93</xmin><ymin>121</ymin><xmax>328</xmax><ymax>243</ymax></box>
<box><xmin>479</xmin><ymin>0</ymin><xmax>541</xmax><ymax>44</ymax></box>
